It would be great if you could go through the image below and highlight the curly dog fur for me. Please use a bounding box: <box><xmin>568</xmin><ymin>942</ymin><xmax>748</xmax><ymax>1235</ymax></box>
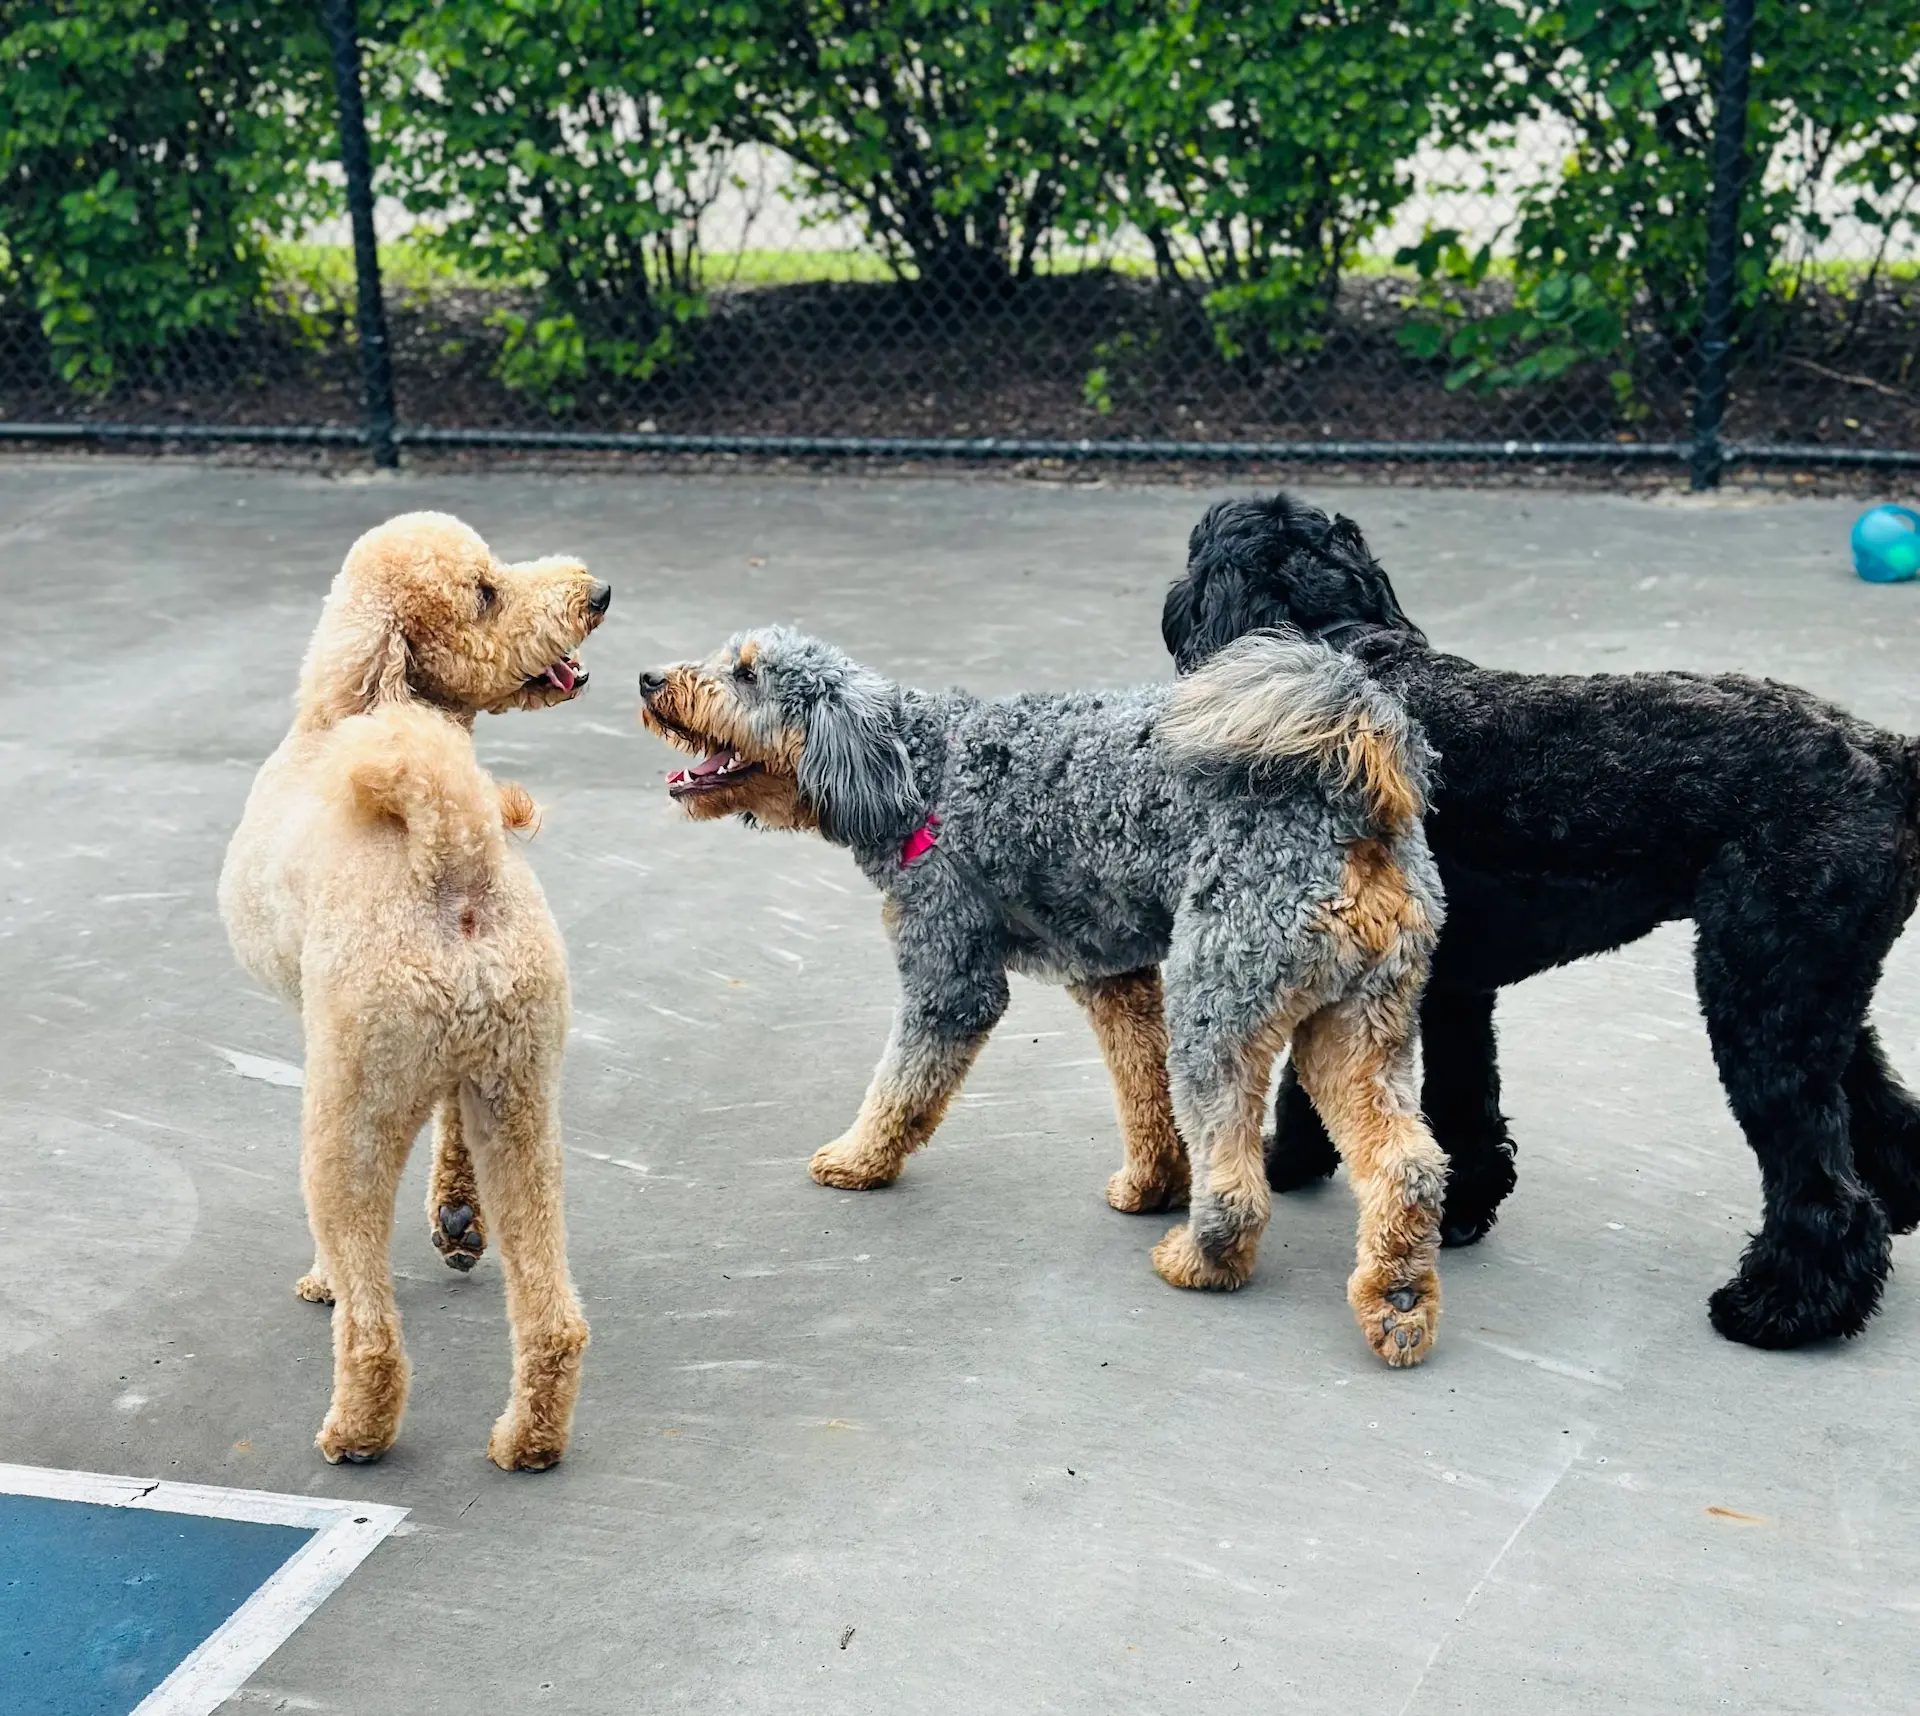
<box><xmin>641</xmin><ymin>626</ymin><xmax>1452</xmax><ymax>1366</ymax></box>
<box><xmin>1164</xmin><ymin>490</ymin><xmax>1920</xmax><ymax>1350</ymax></box>
<box><xmin>219</xmin><ymin>511</ymin><xmax>608</xmax><ymax>1466</ymax></box>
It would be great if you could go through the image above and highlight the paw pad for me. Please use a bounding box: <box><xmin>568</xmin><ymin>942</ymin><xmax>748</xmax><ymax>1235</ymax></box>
<box><xmin>1381</xmin><ymin>1311</ymin><xmax>1423</xmax><ymax>1351</ymax></box>
<box><xmin>434</xmin><ymin>1202</ymin><xmax>484</xmax><ymax>1272</ymax></box>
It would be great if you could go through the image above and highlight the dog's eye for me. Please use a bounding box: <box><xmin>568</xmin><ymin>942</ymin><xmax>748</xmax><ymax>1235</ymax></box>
<box><xmin>733</xmin><ymin>661</ymin><xmax>758</xmax><ymax>685</ymax></box>
<box><xmin>476</xmin><ymin>583</ymin><xmax>497</xmax><ymax>615</ymax></box>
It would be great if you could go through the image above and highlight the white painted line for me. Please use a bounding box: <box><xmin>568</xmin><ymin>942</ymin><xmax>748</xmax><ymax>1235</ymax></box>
<box><xmin>0</xmin><ymin>1462</ymin><xmax>405</xmax><ymax>1716</ymax></box>
<box><xmin>209</xmin><ymin>1045</ymin><xmax>305</xmax><ymax>1088</ymax></box>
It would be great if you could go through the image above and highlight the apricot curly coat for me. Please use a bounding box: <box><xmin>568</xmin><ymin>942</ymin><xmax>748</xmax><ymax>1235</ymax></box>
<box><xmin>219</xmin><ymin>511</ymin><xmax>606</xmax><ymax>1468</ymax></box>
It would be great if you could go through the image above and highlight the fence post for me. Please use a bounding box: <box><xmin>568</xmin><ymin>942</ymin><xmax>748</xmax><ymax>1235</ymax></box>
<box><xmin>320</xmin><ymin>0</ymin><xmax>398</xmax><ymax>470</ymax></box>
<box><xmin>1690</xmin><ymin>0</ymin><xmax>1756</xmax><ymax>491</ymax></box>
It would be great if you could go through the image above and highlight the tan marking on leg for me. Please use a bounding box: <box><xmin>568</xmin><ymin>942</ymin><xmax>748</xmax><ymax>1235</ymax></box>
<box><xmin>1292</xmin><ymin>988</ymin><xmax>1446</xmax><ymax>1368</ymax></box>
<box><xmin>1150</xmin><ymin>1222</ymin><xmax>1262</xmax><ymax>1290</ymax></box>
<box><xmin>1152</xmin><ymin>1009</ymin><xmax>1300</xmax><ymax>1291</ymax></box>
<box><xmin>1072</xmin><ymin>967</ymin><xmax>1190</xmax><ymax>1213</ymax></box>
<box><xmin>463</xmin><ymin>1082</ymin><xmax>589</xmax><ymax>1471</ymax></box>
<box><xmin>1076</xmin><ymin>969</ymin><xmax>1186</xmax><ymax>1208</ymax></box>
<box><xmin>809</xmin><ymin>1031</ymin><xmax>988</xmax><ymax>1190</ymax></box>
<box><xmin>427</xmin><ymin>1092</ymin><xmax>487</xmax><ymax>1270</ymax></box>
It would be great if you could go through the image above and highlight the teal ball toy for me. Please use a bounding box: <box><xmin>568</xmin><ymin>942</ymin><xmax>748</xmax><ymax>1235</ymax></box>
<box><xmin>1853</xmin><ymin>504</ymin><xmax>1920</xmax><ymax>584</ymax></box>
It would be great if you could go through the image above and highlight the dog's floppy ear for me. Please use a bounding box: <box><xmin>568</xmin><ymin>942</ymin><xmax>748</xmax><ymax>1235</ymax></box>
<box><xmin>295</xmin><ymin>591</ymin><xmax>412</xmax><ymax>729</ymax></box>
<box><xmin>1327</xmin><ymin>513</ymin><xmax>1369</xmax><ymax>555</ymax></box>
<box><xmin>1328</xmin><ymin>513</ymin><xmax>1425</xmax><ymax>643</ymax></box>
<box><xmin>796</xmin><ymin>668</ymin><xmax>919</xmax><ymax>850</ymax></box>
<box><xmin>1161</xmin><ymin>573</ymin><xmax>1200</xmax><ymax>669</ymax></box>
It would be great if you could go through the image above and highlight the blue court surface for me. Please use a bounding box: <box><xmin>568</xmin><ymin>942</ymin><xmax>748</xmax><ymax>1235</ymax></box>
<box><xmin>0</xmin><ymin>1465</ymin><xmax>404</xmax><ymax>1716</ymax></box>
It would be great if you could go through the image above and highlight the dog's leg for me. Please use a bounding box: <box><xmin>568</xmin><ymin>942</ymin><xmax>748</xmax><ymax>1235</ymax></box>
<box><xmin>462</xmin><ymin>1079</ymin><xmax>589</xmax><ymax>1472</ymax></box>
<box><xmin>427</xmin><ymin>1092</ymin><xmax>488</xmax><ymax>1272</ymax></box>
<box><xmin>1420</xmin><ymin>986</ymin><xmax>1518</xmax><ymax>1248</ymax></box>
<box><xmin>1070</xmin><ymin>967</ymin><xmax>1189</xmax><ymax>1213</ymax></box>
<box><xmin>809</xmin><ymin>1018</ymin><xmax>994</xmax><ymax>1191</ymax></box>
<box><xmin>811</xmin><ymin>953</ymin><xmax>1008</xmax><ymax>1190</ymax></box>
<box><xmin>301</xmin><ymin>1063</ymin><xmax>427</xmax><ymax>1464</ymax></box>
<box><xmin>1845</xmin><ymin>1023</ymin><xmax>1920</xmax><ymax>1234</ymax></box>
<box><xmin>1267</xmin><ymin>1060</ymin><xmax>1341</xmax><ymax>1192</ymax></box>
<box><xmin>1291</xmin><ymin>991</ymin><xmax>1447</xmax><ymax>1367</ymax></box>
<box><xmin>1150</xmin><ymin>999</ymin><xmax>1294</xmax><ymax>1293</ymax></box>
<box><xmin>1696</xmin><ymin>872</ymin><xmax>1891</xmax><ymax>1348</ymax></box>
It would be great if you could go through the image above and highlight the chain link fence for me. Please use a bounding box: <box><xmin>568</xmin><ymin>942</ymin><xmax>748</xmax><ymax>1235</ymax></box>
<box><xmin>3</xmin><ymin>1</ymin><xmax>1916</xmax><ymax>479</ymax></box>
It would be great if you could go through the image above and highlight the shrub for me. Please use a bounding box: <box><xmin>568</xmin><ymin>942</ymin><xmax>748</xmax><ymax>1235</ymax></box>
<box><xmin>1401</xmin><ymin>0</ymin><xmax>1920</xmax><ymax>392</ymax></box>
<box><xmin>0</xmin><ymin>0</ymin><xmax>333</xmax><ymax>391</ymax></box>
<box><xmin>5</xmin><ymin>0</ymin><xmax>1914</xmax><ymax>412</ymax></box>
<box><xmin>364</xmin><ymin>0</ymin><xmax>737</xmax><ymax>410</ymax></box>
<box><xmin>1085</xmin><ymin>0</ymin><xmax>1504</xmax><ymax>361</ymax></box>
<box><xmin>730</xmin><ymin>0</ymin><xmax>1113</xmax><ymax>297</ymax></box>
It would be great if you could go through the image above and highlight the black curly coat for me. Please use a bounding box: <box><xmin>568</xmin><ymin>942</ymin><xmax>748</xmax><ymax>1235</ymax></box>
<box><xmin>1163</xmin><ymin>491</ymin><xmax>1920</xmax><ymax>1349</ymax></box>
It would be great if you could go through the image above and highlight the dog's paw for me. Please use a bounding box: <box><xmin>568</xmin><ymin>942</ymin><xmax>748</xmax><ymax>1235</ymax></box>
<box><xmin>294</xmin><ymin>1272</ymin><xmax>334</xmax><ymax>1305</ymax></box>
<box><xmin>1151</xmin><ymin>1223</ymin><xmax>1254</xmax><ymax>1290</ymax></box>
<box><xmin>1350</xmin><ymin>1274</ymin><xmax>1440</xmax><ymax>1368</ymax></box>
<box><xmin>1265</xmin><ymin>1128</ymin><xmax>1341</xmax><ymax>1194</ymax></box>
<box><xmin>487</xmin><ymin>1414</ymin><xmax>568</xmax><ymax>1473</ymax></box>
<box><xmin>808</xmin><ymin>1137</ymin><xmax>902</xmax><ymax>1191</ymax></box>
<box><xmin>1440</xmin><ymin>1205</ymin><xmax>1499</xmax><ymax>1249</ymax></box>
<box><xmin>431</xmin><ymin>1201</ymin><xmax>487</xmax><ymax>1272</ymax></box>
<box><xmin>1708</xmin><ymin>1197</ymin><xmax>1889</xmax><ymax>1348</ymax></box>
<box><xmin>316</xmin><ymin>1413</ymin><xmax>398</xmax><ymax>1465</ymax></box>
<box><xmin>1708</xmin><ymin>1267</ymin><xmax>1878</xmax><ymax>1348</ymax></box>
<box><xmin>1106</xmin><ymin>1167</ymin><xmax>1189</xmax><ymax>1214</ymax></box>
<box><xmin>1438</xmin><ymin>1139</ymin><xmax>1517</xmax><ymax>1248</ymax></box>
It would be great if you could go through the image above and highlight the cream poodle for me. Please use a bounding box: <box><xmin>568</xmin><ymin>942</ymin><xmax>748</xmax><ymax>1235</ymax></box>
<box><xmin>219</xmin><ymin>511</ymin><xmax>608</xmax><ymax>1469</ymax></box>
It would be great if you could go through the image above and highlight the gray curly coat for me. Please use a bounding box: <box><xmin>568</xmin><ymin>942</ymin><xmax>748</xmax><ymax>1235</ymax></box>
<box><xmin>641</xmin><ymin>627</ymin><xmax>1450</xmax><ymax>1365</ymax></box>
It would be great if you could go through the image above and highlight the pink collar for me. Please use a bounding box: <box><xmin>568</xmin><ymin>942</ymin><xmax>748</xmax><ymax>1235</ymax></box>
<box><xmin>900</xmin><ymin>811</ymin><xmax>940</xmax><ymax>866</ymax></box>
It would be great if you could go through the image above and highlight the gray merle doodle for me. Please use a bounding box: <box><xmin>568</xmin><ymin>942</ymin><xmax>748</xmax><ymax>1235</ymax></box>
<box><xmin>1163</xmin><ymin>490</ymin><xmax>1920</xmax><ymax>1350</ymax></box>
<box><xmin>640</xmin><ymin>625</ymin><xmax>1450</xmax><ymax>1365</ymax></box>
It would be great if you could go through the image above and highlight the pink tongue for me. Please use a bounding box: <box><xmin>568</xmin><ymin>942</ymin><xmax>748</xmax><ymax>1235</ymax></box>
<box><xmin>667</xmin><ymin>768</ymin><xmax>688</xmax><ymax>785</ymax></box>
<box><xmin>691</xmin><ymin>749</ymin><xmax>735</xmax><ymax>778</ymax></box>
<box><xmin>544</xmin><ymin>659</ymin><xmax>577</xmax><ymax>691</ymax></box>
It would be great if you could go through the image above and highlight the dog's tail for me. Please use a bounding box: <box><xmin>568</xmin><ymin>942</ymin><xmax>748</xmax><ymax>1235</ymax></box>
<box><xmin>323</xmin><ymin>704</ymin><xmax>536</xmax><ymax>885</ymax></box>
<box><xmin>1158</xmin><ymin>629</ymin><xmax>1428</xmax><ymax>834</ymax></box>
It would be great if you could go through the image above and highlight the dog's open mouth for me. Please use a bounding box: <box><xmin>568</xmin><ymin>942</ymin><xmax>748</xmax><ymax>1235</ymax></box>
<box><xmin>667</xmin><ymin>747</ymin><xmax>762</xmax><ymax>799</ymax></box>
<box><xmin>526</xmin><ymin>656</ymin><xmax>587</xmax><ymax>697</ymax></box>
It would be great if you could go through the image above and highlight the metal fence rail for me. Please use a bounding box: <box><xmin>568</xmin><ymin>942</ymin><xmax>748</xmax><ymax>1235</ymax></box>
<box><xmin>3</xmin><ymin>1</ymin><xmax>1915</xmax><ymax>485</ymax></box>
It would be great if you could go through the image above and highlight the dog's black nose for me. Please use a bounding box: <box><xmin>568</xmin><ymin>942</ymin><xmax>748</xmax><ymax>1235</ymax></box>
<box><xmin>638</xmin><ymin>669</ymin><xmax>667</xmax><ymax>698</ymax></box>
<box><xmin>587</xmin><ymin>580</ymin><xmax>612</xmax><ymax>615</ymax></box>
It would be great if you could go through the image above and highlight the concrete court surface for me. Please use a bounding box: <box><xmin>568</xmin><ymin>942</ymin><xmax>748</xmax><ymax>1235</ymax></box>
<box><xmin>4</xmin><ymin>459</ymin><xmax>1920</xmax><ymax>1715</ymax></box>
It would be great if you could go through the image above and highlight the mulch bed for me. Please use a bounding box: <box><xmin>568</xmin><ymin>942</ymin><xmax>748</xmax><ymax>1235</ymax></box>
<box><xmin>2</xmin><ymin>270</ymin><xmax>1914</xmax><ymax>460</ymax></box>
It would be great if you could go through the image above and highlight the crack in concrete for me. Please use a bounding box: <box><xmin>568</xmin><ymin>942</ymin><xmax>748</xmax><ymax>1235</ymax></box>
<box><xmin>1393</xmin><ymin>1435</ymin><xmax>1585</xmax><ymax>1716</ymax></box>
